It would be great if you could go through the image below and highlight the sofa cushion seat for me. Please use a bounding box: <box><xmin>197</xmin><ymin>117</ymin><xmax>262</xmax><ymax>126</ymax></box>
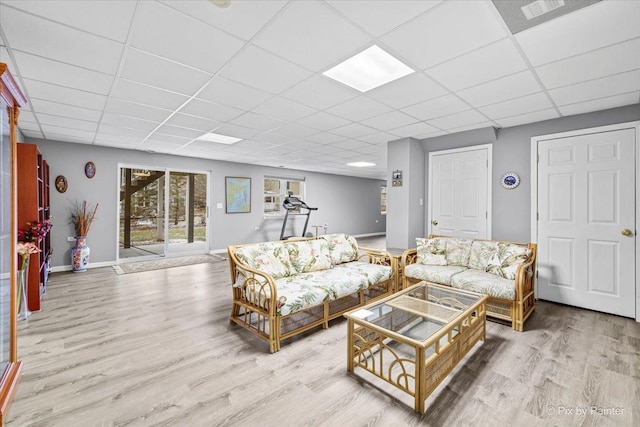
<box><xmin>273</xmin><ymin>268</ymin><xmax>370</xmax><ymax>316</ymax></box>
<box><xmin>449</xmin><ymin>269</ymin><xmax>516</xmax><ymax>300</ymax></box>
<box><xmin>335</xmin><ymin>261</ymin><xmax>392</xmax><ymax>286</ymax></box>
<box><xmin>404</xmin><ymin>264</ymin><xmax>467</xmax><ymax>286</ymax></box>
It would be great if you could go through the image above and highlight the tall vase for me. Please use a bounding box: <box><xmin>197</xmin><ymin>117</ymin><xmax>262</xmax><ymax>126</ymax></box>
<box><xmin>17</xmin><ymin>261</ymin><xmax>31</xmax><ymax>321</ymax></box>
<box><xmin>72</xmin><ymin>236</ymin><xmax>90</xmax><ymax>272</ymax></box>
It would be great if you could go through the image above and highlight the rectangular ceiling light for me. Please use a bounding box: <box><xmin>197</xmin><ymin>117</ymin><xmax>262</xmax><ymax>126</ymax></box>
<box><xmin>347</xmin><ymin>161</ymin><xmax>376</xmax><ymax>167</ymax></box>
<box><xmin>323</xmin><ymin>45</ymin><xmax>414</xmax><ymax>92</ymax></box>
<box><xmin>196</xmin><ymin>132</ymin><xmax>242</xmax><ymax>144</ymax></box>
<box><xmin>521</xmin><ymin>0</ymin><xmax>565</xmax><ymax>20</ymax></box>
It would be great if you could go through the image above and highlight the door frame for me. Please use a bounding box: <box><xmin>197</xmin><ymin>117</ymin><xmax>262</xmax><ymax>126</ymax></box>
<box><xmin>116</xmin><ymin>163</ymin><xmax>211</xmax><ymax>262</ymax></box>
<box><xmin>530</xmin><ymin>121</ymin><xmax>640</xmax><ymax>322</ymax></box>
<box><xmin>427</xmin><ymin>143</ymin><xmax>493</xmax><ymax>238</ymax></box>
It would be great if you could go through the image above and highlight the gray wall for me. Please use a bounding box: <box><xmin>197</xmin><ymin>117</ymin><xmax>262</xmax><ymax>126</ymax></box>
<box><xmin>421</xmin><ymin>104</ymin><xmax>640</xmax><ymax>242</ymax></box>
<box><xmin>29</xmin><ymin>139</ymin><xmax>385</xmax><ymax>268</ymax></box>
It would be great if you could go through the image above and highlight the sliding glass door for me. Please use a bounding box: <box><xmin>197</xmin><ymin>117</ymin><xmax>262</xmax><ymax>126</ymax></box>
<box><xmin>118</xmin><ymin>166</ymin><xmax>208</xmax><ymax>260</ymax></box>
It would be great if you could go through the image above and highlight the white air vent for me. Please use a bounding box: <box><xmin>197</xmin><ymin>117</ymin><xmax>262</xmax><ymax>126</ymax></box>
<box><xmin>521</xmin><ymin>0</ymin><xmax>565</xmax><ymax>20</ymax></box>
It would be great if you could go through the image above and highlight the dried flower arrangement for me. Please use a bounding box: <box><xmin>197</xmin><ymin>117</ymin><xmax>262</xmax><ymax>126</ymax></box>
<box><xmin>71</xmin><ymin>201</ymin><xmax>99</xmax><ymax>237</ymax></box>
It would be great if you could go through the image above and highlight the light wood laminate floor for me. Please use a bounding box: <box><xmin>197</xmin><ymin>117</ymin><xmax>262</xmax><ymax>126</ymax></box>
<box><xmin>7</xmin><ymin>247</ymin><xmax>640</xmax><ymax>426</ymax></box>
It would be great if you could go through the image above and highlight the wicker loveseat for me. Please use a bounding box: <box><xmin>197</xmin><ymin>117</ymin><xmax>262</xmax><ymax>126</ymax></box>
<box><xmin>402</xmin><ymin>235</ymin><xmax>536</xmax><ymax>331</ymax></box>
<box><xmin>228</xmin><ymin>234</ymin><xmax>393</xmax><ymax>352</ymax></box>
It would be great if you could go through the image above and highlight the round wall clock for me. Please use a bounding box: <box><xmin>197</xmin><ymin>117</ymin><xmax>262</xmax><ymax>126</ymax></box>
<box><xmin>55</xmin><ymin>175</ymin><xmax>68</xmax><ymax>193</ymax></box>
<box><xmin>85</xmin><ymin>161</ymin><xmax>96</xmax><ymax>178</ymax></box>
<box><xmin>501</xmin><ymin>172</ymin><xmax>520</xmax><ymax>189</ymax></box>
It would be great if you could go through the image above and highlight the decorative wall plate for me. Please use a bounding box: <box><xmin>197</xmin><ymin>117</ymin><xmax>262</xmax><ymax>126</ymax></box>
<box><xmin>84</xmin><ymin>161</ymin><xmax>96</xmax><ymax>178</ymax></box>
<box><xmin>501</xmin><ymin>172</ymin><xmax>520</xmax><ymax>189</ymax></box>
<box><xmin>55</xmin><ymin>175</ymin><xmax>67</xmax><ymax>193</ymax></box>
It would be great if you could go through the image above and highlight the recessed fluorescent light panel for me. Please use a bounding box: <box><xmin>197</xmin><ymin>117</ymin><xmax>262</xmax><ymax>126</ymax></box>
<box><xmin>196</xmin><ymin>132</ymin><xmax>242</xmax><ymax>144</ymax></box>
<box><xmin>323</xmin><ymin>45</ymin><xmax>414</xmax><ymax>92</ymax></box>
<box><xmin>521</xmin><ymin>0</ymin><xmax>564</xmax><ymax>20</ymax></box>
<box><xmin>347</xmin><ymin>162</ymin><xmax>376</xmax><ymax>167</ymax></box>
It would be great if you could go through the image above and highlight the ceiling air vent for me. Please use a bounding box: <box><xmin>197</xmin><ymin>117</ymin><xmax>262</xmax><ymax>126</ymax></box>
<box><xmin>521</xmin><ymin>0</ymin><xmax>565</xmax><ymax>20</ymax></box>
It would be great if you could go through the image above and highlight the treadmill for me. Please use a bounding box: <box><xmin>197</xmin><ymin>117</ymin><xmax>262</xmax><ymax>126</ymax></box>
<box><xmin>279</xmin><ymin>195</ymin><xmax>318</xmax><ymax>240</ymax></box>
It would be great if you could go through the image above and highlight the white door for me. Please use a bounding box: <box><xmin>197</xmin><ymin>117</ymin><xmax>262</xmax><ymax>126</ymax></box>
<box><xmin>537</xmin><ymin>128</ymin><xmax>636</xmax><ymax>317</ymax></box>
<box><xmin>429</xmin><ymin>146</ymin><xmax>490</xmax><ymax>239</ymax></box>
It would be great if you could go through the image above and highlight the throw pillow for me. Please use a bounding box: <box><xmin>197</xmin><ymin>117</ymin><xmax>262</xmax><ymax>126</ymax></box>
<box><xmin>444</xmin><ymin>238</ymin><xmax>472</xmax><ymax>267</ymax></box>
<box><xmin>416</xmin><ymin>237</ymin><xmax>447</xmax><ymax>265</ymax></box>
<box><xmin>486</xmin><ymin>243</ymin><xmax>532</xmax><ymax>280</ymax></box>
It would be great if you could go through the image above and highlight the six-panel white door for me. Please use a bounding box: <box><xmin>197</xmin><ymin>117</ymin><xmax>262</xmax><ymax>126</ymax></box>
<box><xmin>429</xmin><ymin>147</ymin><xmax>489</xmax><ymax>239</ymax></box>
<box><xmin>537</xmin><ymin>128</ymin><xmax>636</xmax><ymax>317</ymax></box>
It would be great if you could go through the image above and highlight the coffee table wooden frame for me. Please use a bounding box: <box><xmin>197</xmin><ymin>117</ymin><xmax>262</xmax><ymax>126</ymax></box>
<box><xmin>345</xmin><ymin>281</ymin><xmax>487</xmax><ymax>413</ymax></box>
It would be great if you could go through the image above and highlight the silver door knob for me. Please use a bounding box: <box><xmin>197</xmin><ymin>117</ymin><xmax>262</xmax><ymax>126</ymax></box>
<box><xmin>621</xmin><ymin>228</ymin><xmax>634</xmax><ymax>236</ymax></box>
<box><xmin>432</xmin><ymin>220</ymin><xmax>438</xmax><ymax>225</ymax></box>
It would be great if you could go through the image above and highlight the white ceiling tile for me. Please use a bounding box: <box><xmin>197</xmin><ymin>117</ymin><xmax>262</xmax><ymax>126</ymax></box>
<box><xmin>327</xmin><ymin>0</ymin><xmax>441</xmax><ymax>37</ymax></box>
<box><xmin>446</xmin><ymin>121</ymin><xmax>495</xmax><ymax>134</ymax></box>
<box><xmin>535</xmin><ymin>38</ymin><xmax>640</xmax><ymax>89</ymax></box>
<box><xmin>230</xmin><ymin>112</ymin><xmax>286</xmax><ymax>131</ymax></box>
<box><xmin>101</xmin><ymin>113</ymin><xmax>160</xmax><ymax>132</ymax></box>
<box><xmin>426</xmin><ymin>38</ymin><xmax>527</xmax><ymax>91</ymax></box>
<box><xmin>269</xmin><ymin>123</ymin><xmax>318</xmax><ymax>139</ymax></box>
<box><xmin>111</xmin><ymin>79</ymin><xmax>189</xmax><ymax>111</ymax></box>
<box><xmin>328</xmin><ymin>139</ymin><xmax>371</xmax><ymax>151</ymax></box>
<box><xmin>0</xmin><ymin>47</ymin><xmax>18</xmax><ymax>76</ymax></box>
<box><xmin>330</xmin><ymin>123</ymin><xmax>377</xmax><ymax>138</ymax></box>
<box><xmin>495</xmin><ymin>108</ymin><xmax>560</xmax><ymax>128</ymax></box>
<box><xmin>23</xmin><ymin>79</ymin><xmax>107</xmax><ymax>111</ymax></box>
<box><xmin>295</xmin><ymin>111</ymin><xmax>351</xmax><ymax>131</ymax></box>
<box><xmin>17</xmin><ymin>121</ymin><xmax>41</xmax><ymax>132</ymax></box>
<box><xmin>160</xmin><ymin>0</ymin><xmax>287</xmax><ymax>41</ymax></box>
<box><xmin>211</xmin><ymin>123</ymin><xmax>262</xmax><ymax>140</ymax></box>
<box><xmin>198</xmin><ymin>77</ymin><xmax>273</xmax><ymax>110</ymax></box>
<box><xmin>549</xmin><ymin>69</ymin><xmax>640</xmax><ymax>106</ymax></box>
<box><xmin>479</xmin><ymin>92</ymin><xmax>553</xmax><ymax>120</ymax></box>
<box><xmin>97</xmin><ymin>124</ymin><xmax>149</xmax><ymax>139</ymax></box>
<box><xmin>37</xmin><ymin>114</ymin><xmax>98</xmax><ymax>132</ymax></box>
<box><xmin>155</xmin><ymin>124</ymin><xmax>204</xmax><ymax>139</ymax></box>
<box><xmin>40</xmin><ymin>124</ymin><xmax>95</xmax><ymax>140</ymax></box>
<box><xmin>251</xmin><ymin>132</ymin><xmax>296</xmax><ymax>145</ymax></box>
<box><xmin>179</xmin><ymin>98</ymin><xmax>243</xmax><ymax>122</ymax></box>
<box><xmin>13</xmin><ymin>51</ymin><xmax>114</xmax><ymax>95</ymax></box>
<box><xmin>4</xmin><ymin>0</ymin><xmax>136</xmax><ymax>43</ymax></box>
<box><xmin>516</xmin><ymin>1</ymin><xmax>640</xmax><ymax>66</ymax></box>
<box><xmin>280</xmin><ymin>75</ymin><xmax>358</xmax><ymax>110</ymax></box>
<box><xmin>138</xmin><ymin>139</ymin><xmax>186</xmax><ymax>151</ymax></box>
<box><xmin>120</xmin><ymin>48</ymin><xmax>212</xmax><ymax>96</ymax></box>
<box><xmin>30</xmin><ymin>99</ymin><xmax>102</xmax><ymax>122</ymax></box>
<box><xmin>105</xmin><ymin>98</ymin><xmax>172</xmax><ymax>123</ymax></box>
<box><xmin>457</xmin><ymin>70</ymin><xmax>542</xmax><ymax>107</ymax></box>
<box><xmin>43</xmin><ymin>133</ymin><xmax>93</xmax><ymax>144</ymax></box>
<box><xmin>401</xmin><ymin>94</ymin><xmax>469</xmax><ymax>120</ymax></box>
<box><xmin>94</xmin><ymin>132</ymin><xmax>144</xmax><ymax>146</ymax></box>
<box><xmin>20</xmin><ymin>130</ymin><xmax>44</xmax><ymax>139</ymax></box>
<box><xmin>381</xmin><ymin>0</ymin><xmax>507</xmax><ymax>69</ymax></box>
<box><xmin>428</xmin><ymin>110</ymin><xmax>488</xmax><ymax>130</ymax></box>
<box><xmin>366</xmin><ymin>72</ymin><xmax>448</xmax><ymax>109</ymax></box>
<box><xmin>326</xmin><ymin>96</ymin><xmax>392</xmax><ymax>122</ymax></box>
<box><xmin>356</xmin><ymin>132</ymin><xmax>400</xmax><ymax>145</ymax></box>
<box><xmin>360</xmin><ymin>111</ymin><xmax>417</xmax><ymax>131</ymax></box>
<box><xmin>388</xmin><ymin>122</ymin><xmax>438</xmax><ymax>138</ymax></box>
<box><xmin>233</xmin><ymin>140</ymin><xmax>277</xmax><ymax>151</ymax></box>
<box><xmin>253</xmin><ymin>1</ymin><xmax>369</xmax><ymax>72</ymax></box>
<box><xmin>305</xmin><ymin>132</ymin><xmax>346</xmax><ymax>144</ymax></box>
<box><xmin>219</xmin><ymin>45</ymin><xmax>311</xmax><ymax>95</ymax></box>
<box><xmin>252</xmin><ymin>97</ymin><xmax>317</xmax><ymax>122</ymax></box>
<box><xmin>130</xmin><ymin>2</ymin><xmax>244</xmax><ymax>74</ymax></box>
<box><xmin>558</xmin><ymin>92</ymin><xmax>640</xmax><ymax>117</ymax></box>
<box><xmin>277</xmin><ymin>140</ymin><xmax>318</xmax><ymax>151</ymax></box>
<box><xmin>145</xmin><ymin>133</ymin><xmax>191</xmax><ymax>145</ymax></box>
<box><xmin>165</xmin><ymin>113</ymin><xmax>221</xmax><ymax>132</ymax></box>
<box><xmin>94</xmin><ymin>138</ymin><xmax>139</xmax><ymax>149</ymax></box>
<box><xmin>1</xmin><ymin>6</ymin><xmax>124</xmax><ymax>74</ymax></box>
<box><xmin>16</xmin><ymin>110</ymin><xmax>37</xmax><ymax>123</ymax></box>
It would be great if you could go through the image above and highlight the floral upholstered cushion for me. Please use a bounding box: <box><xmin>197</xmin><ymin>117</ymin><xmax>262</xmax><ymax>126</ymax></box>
<box><xmin>486</xmin><ymin>243</ymin><xmax>531</xmax><ymax>280</ymax></box>
<box><xmin>234</xmin><ymin>242</ymin><xmax>292</xmax><ymax>278</ymax></box>
<box><xmin>416</xmin><ymin>238</ymin><xmax>447</xmax><ymax>265</ymax></box>
<box><xmin>286</xmin><ymin>239</ymin><xmax>333</xmax><ymax>274</ymax></box>
<box><xmin>273</xmin><ymin>269</ymin><xmax>369</xmax><ymax>316</ymax></box>
<box><xmin>319</xmin><ymin>233</ymin><xmax>359</xmax><ymax>265</ymax></box>
<box><xmin>468</xmin><ymin>240</ymin><xmax>499</xmax><ymax>270</ymax></box>
<box><xmin>336</xmin><ymin>261</ymin><xmax>392</xmax><ymax>286</ymax></box>
<box><xmin>443</xmin><ymin>238</ymin><xmax>472</xmax><ymax>267</ymax></box>
<box><xmin>450</xmin><ymin>269</ymin><xmax>516</xmax><ymax>300</ymax></box>
<box><xmin>404</xmin><ymin>264</ymin><xmax>467</xmax><ymax>286</ymax></box>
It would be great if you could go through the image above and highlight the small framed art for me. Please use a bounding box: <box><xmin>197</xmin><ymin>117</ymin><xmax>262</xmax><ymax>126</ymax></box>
<box><xmin>225</xmin><ymin>177</ymin><xmax>251</xmax><ymax>213</ymax></box>
<box><xmin>85</xmin><ymin>161</ymin><xmax>96</xmax><ymax>179</ymax></box>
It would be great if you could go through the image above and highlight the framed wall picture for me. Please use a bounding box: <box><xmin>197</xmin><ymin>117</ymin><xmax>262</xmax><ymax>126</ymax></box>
<box><xmin>84</xmin><ymin>161</ymin><xmax>96</xmax><ymax>178</ymax></box>
<box><xmin>55</xmin><ymin>175</ymin><xmax>67</xmax><ymax>193</ymax></box>
<box><xmin>225</xmin><ymin>177</ymin><xmax>251</xmax><ymax>213</ymax></box>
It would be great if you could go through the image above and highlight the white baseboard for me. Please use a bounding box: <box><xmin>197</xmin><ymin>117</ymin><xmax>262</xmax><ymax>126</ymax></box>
<box><xmin>51</xmin><ymin>260</ymin><xmax>115</xmax><ymax>273</ymax></box>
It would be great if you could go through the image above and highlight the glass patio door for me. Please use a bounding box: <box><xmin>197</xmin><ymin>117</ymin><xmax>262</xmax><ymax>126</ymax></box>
<box><xmin>119</xmin><ymin>166</ymin><xmax>208</xmax><ymax>260</ymax></box>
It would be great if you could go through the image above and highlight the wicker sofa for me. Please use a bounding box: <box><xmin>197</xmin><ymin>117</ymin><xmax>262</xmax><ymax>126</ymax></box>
<box><xmin>402</xmin><ymin>235</ymin><xmax>536</xmax><ymax>331</ymax></box>
<box><xmin>228</xmin><ymin>234</ymin><xmax>393</xmax><ymax>352</ymax></box>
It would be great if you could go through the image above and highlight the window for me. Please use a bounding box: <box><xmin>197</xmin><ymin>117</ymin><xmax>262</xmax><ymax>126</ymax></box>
<box><xmin>380</xmin><ymin>185</ymin><xmax>387</xmax><ymax>214</ymax></box>
<box><xmin>264</xmin><ymin>176</ymin><xmax>305</xmax><ymax>216</ymax></box>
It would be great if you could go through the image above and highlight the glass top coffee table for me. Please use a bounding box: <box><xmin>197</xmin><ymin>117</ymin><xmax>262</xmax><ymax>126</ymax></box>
<box><xmin>344</xmin><ymin>281</ymin><xmax>487</xmax><ymax>413</ymax></box>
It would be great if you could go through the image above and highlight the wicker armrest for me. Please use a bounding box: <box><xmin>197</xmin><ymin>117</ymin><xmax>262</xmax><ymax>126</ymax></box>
<box><xmin>358</xmin><ymin>246</ymin><xmax>392</xmax><ymax>266</ymax></box>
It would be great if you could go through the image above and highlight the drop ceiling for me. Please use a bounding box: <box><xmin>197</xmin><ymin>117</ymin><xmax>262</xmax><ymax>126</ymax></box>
<box><xmin>1</xmin><ymin>0</ymin><xmax>638</xmax><ymax>180</ymax></box>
